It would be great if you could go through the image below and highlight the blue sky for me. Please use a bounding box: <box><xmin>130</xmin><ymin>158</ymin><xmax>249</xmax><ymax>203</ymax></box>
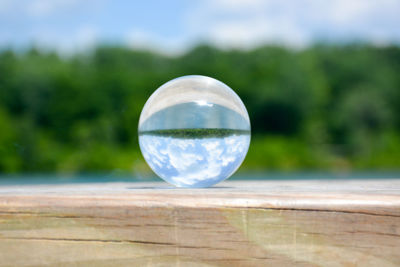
<box><xmin>1</xmin><ymin>0</ymin><xmax>400</xmax><ymax>54</ymax></box>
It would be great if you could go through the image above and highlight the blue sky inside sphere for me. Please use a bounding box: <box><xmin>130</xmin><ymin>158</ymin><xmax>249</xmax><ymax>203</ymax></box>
<box><xmin>0</xmin><ymin>0</ymin><xmax>399</xmax><ymax>55</ymax></box>
<box><xmin>139</xmin><ymin>134</ymin><xmax>250</xmax><ymax>187</ymax></box>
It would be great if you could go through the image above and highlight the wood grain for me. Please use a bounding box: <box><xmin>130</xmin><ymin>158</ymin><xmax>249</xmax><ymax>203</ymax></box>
<box><xmin>0</xmin><ymin>179</ymin><xmax>399</xmax><ymax>266</ymax></box>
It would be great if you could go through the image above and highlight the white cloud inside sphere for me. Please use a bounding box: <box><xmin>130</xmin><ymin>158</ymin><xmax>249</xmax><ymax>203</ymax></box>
<box><xmin>139</xmin><ymin>135</ymin><xmax>249</xmax><ymax>187</ymax></box>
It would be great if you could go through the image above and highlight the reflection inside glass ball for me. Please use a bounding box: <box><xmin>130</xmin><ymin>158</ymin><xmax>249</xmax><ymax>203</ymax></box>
<box><xmin>138</xmin><ymin>75</ymin><xmax>251</xmax><ymax>188</ymax></box>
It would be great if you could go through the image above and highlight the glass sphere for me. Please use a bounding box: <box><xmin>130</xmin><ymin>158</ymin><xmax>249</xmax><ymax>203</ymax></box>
<box><xmin>138</xmin><ymin>75</ymin><xmax>250</xmax><ymax>188</ymax></box>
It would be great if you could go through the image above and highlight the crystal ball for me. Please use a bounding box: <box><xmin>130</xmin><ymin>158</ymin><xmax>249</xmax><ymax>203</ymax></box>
<box><xmin>138</xmin><ymin>75</ymin><xmax>251</xmax><ymax>188</ymax></box>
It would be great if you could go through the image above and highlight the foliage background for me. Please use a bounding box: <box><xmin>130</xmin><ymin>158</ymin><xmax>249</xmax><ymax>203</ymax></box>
<box><xmin>0</xmin><ymin>44</ymin><xmax>400</xmax><ymax>175</ymax></box>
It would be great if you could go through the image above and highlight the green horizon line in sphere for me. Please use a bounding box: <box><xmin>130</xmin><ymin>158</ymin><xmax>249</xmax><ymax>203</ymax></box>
<box><xmin>138</xmin><ymin>128</ymin><xmax>251</xmax><ymax>139</ymax></box>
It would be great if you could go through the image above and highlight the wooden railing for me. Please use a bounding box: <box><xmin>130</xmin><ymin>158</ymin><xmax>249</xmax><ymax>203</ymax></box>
<box><xmin>0</xmin><ymin>179</ymin><xmax>399</xmax><ymax>266</ymax></box>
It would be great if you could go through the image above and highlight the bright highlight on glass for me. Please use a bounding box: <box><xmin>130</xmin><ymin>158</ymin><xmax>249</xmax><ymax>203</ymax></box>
<box><xmin>138</xmin><ymin>75</ymin><xmax>251</xmax><ymax>188</ymax></box>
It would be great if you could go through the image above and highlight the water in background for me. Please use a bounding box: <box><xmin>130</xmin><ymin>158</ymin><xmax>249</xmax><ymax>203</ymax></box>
<box><xmin>1</xmin><ymin>172</ymin><xmax>399</xmax><ymax>186</ymax></box>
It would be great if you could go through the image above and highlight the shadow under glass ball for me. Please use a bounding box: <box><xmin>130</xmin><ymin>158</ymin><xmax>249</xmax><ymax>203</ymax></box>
<box><xmin>138</xmin><ymin>75</ymin><xmax>251</xmax><ymax>188</ymax></box>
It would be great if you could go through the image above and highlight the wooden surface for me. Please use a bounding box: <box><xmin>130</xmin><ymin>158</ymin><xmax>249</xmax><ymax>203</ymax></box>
<box><xmin>0</xmin><ymin>179</ymin><xmax>399</xmax><ymax>266</ymax></box>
